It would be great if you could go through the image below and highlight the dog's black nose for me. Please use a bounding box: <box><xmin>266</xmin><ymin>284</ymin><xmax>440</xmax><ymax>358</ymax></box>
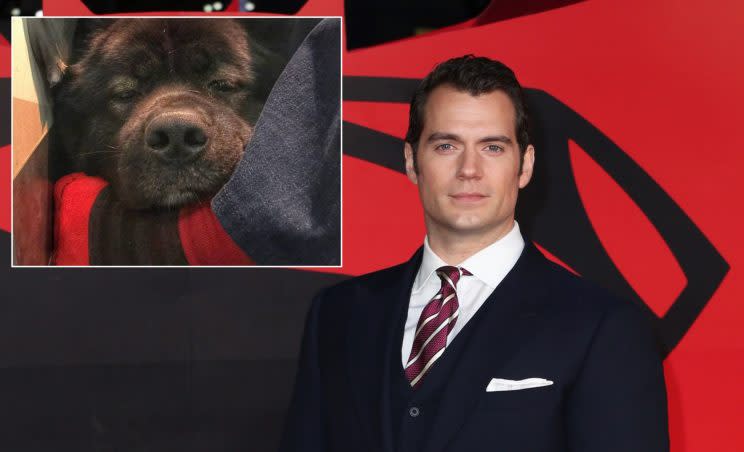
<box><xmin>146</xmin><ymin>114</ymin><xmax>208</xmax><ymax>163</ymax></box>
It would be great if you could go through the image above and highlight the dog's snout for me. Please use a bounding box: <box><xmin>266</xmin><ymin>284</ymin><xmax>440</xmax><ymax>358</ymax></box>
<box><xmin>146</xmin><ymin>113</ymin><xmax>208</xmax><ymax>164</ymax></box>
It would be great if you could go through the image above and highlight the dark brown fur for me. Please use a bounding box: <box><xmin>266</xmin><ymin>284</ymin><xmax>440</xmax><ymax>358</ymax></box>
<box><xmin>53</xmin><ymin>19</ymin><xmax>258</xmax><ymax>209</ymax></box>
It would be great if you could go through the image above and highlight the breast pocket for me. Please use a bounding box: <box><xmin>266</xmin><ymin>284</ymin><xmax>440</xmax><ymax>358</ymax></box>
<box><xmin>476</xmin><ymin>383</ymin><xmax>561</xmax><ymax>414</ymax></box>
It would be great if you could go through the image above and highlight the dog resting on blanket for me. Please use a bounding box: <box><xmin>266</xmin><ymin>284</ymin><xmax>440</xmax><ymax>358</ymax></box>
<box><xmin>53</xmin><ymin>19</ymin><xmax>257</xmax><ymax>209</ymax></box>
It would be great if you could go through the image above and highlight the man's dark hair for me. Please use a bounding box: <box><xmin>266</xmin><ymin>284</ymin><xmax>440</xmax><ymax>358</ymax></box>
<box><xmin>405</xmin><ymin>55</ymin><xmax>531</xmax><ymax>170</ymax></box>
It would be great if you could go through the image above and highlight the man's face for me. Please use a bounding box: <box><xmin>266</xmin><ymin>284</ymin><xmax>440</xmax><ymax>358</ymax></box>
<box><xmin>404</xmin><ymin>84</ymin><xmax>535</xmax><ymax>242</ymax></box>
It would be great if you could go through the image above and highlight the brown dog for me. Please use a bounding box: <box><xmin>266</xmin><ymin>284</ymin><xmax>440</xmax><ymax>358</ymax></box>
<box><xmin>53</xmin><ymin>19</ymin><xmax>257</xmax><ymax>209</ymax></box>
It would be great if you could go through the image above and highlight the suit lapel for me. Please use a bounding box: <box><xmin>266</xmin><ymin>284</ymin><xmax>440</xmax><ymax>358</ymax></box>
<box><xmin>425</xmin><ymin>244</ymin><xmax>550</xmax><ymax>452</ymax></box>
<box><xmin>346</xmin><ymin>248</ymin><xmax>422</xmax><ymax>452</ymax></box>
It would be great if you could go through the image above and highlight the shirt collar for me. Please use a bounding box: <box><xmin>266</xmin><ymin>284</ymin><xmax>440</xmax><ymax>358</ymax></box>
<box><xmin>413</xmin><ymin>221</ymin><xmax>525</xmax><ymax>292</ymax></box>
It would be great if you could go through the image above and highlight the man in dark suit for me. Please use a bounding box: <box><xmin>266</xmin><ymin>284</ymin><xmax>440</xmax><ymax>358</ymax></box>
<box><xmin>280</xmin><ymin>55</ymin><xmax>669</xmax><ymax>452</ymax></box>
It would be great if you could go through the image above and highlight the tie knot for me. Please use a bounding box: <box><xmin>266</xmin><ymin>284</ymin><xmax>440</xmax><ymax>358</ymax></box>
<box><xmin>436</xmin><ymin>266</ymin><xmax>471</xmax><ymax>288</ymax></box>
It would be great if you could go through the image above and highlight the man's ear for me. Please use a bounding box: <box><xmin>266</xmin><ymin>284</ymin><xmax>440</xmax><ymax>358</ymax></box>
<box><xmin>518</xmin><ymin>145</ymin><xmax>535</xmax><ymax>189</ymax></box>
<box><xmin>404</xmin><ymin>142</ymin><xmax>418</xmax><ymax>185</ymax></box>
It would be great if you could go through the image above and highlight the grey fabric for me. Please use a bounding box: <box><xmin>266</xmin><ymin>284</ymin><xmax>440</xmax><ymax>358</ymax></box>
<box><xmin>213</xmin><ymin>18</ymin><xmax>341</xmax><ymax>265</ymax></box>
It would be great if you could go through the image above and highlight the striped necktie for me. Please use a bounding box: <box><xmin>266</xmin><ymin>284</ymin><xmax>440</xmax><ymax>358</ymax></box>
<box><xmin>405</xmin><ymin>266</ymin><xmax>472</xmax><ymax>388</ymax></box>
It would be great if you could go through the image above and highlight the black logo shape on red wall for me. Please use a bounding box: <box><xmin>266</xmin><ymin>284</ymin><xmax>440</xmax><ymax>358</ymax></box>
<box><xmin>343</xmin><ymin>75</ymin><xmax>729</xmax><ymax>357</ymax></box>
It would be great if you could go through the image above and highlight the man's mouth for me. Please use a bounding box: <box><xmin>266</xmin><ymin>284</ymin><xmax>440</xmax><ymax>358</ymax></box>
<box><xmin>450</xmin><ymin>192</ymin><xmax>488</xmax><ymax>202</ymax></box>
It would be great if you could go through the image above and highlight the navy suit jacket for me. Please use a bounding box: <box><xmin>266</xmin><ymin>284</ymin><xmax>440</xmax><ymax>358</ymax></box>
<box><xmin>280</xmin><ymin>243</ymin><xmax>669</xmax><ymax>451</ymax></box>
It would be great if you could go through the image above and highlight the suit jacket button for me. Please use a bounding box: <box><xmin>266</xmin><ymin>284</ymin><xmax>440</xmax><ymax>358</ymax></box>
<box><xmin>409</xmin><ymin>407</ymin><xmax>420</xmax><ymax>417</ymax></box>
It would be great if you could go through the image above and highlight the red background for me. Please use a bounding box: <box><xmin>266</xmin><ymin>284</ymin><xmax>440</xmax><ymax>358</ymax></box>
<box><xmin>3</xmin><ymin>0</ymin><xmax>744</xmax><ymax>450</ymax></box>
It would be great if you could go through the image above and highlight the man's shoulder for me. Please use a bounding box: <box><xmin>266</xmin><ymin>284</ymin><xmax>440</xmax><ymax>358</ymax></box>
<box><xmin>307</xmin><ymin>259</ymin><xmax>414</xmax><ymax>329</ymax></box>
<box><xmin>320</xmin><ymin>260</ymin><xmax>411</xmax><ymax>300</ymax></box>
<box><xmin>528</xmin><ymin>249</ymin><xmax>633</xmax><ymax>318</ymax></box>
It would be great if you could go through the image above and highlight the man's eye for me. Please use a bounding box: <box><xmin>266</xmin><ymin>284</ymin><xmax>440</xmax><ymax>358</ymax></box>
<box><xmin>209</xmin><ymin>80</ymin><xmax>238</xmax><ymax>92</ymax></box>
<box><xmin>435</xmin><ymin>143</ymin><xmax>454</xmax><ymax>151</ymax></box>
<box><xmin>485</xmin><ymin>144</ymin><xmax>504</xmax><ymax>153</ymax></box>
<box><xmin>112</xmin><ymin>90</ymin><xmax>138</xmax><ymax>101</ymax></box>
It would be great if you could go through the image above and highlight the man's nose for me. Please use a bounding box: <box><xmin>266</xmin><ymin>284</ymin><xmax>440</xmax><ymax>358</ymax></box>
<box><xmin>457</xmin><ymin>148</ymin><xmax>483</xmax><ymax>179</ymax></box>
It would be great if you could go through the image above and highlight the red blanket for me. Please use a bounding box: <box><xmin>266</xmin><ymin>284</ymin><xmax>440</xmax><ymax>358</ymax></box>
<box><xmin>53</xmin><ymin>173</ymin><xmax>254</xmax><ymax>266</ymax></box>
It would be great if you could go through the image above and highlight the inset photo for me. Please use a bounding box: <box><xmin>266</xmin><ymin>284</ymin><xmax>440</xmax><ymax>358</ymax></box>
<box><xmin>12</xmin><ymin>17</ymin><xmax>341</xmax><ymax>266</ymax></box>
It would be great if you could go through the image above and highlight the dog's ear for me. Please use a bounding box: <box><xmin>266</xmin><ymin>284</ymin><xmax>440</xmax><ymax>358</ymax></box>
<box><xmin>22</xmin><ymin>19</ymin><xmax>76</xmax><ymax>89</ymax></box>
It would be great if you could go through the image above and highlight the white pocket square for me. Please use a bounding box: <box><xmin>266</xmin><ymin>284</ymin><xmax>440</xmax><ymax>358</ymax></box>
<box><xmin>486</xmin><ymin>378</ymin><xmax>554</xmax><ymax>392</ymax></box>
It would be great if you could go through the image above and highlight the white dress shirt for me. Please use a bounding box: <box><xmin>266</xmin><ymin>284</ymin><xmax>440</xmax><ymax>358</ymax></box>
<box><xmin>401</xmin><ymin>221</ymin><xmax>525</xmax><ymax>367</ymax></box>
